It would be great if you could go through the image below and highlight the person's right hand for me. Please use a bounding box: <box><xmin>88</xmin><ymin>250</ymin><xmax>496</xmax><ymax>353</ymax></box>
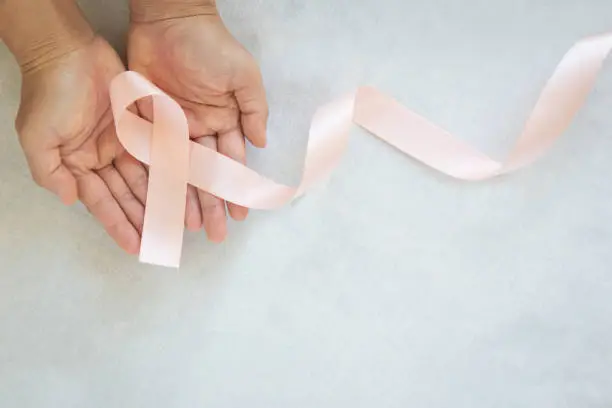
<box><xmin>16</xmin><ymin>37</ymin><xmax>148</xmax><ymax>255</ymax></box>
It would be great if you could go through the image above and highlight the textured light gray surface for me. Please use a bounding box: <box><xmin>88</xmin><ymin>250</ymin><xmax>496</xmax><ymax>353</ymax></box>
<box><xmin>1</xmin><ymin>1</ymin><xmax>612</xmax><ymax>407</ymax></box>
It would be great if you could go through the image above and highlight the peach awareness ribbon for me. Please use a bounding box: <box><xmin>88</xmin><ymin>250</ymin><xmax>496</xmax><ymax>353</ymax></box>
<box><xmin>110</xmin><ymin>32</ymin><xmax>612</xmax><ymax>268</ymax></box>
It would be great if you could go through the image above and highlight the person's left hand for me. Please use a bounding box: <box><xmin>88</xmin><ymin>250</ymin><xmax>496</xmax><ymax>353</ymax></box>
<box><xmin>128</xmin><ymin>12</ymin><xmax>269</xmax><ymax>243</ymax></box>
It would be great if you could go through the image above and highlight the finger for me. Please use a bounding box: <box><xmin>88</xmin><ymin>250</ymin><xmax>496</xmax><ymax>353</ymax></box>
<box><xmin>185</xmin><ymin>185</ymin><xmax>203</xmax><ymax>232</ymax></box>
<box><xmin>114</xmin><ymin>151</ymin><xmax>149</xmax><ymax>205</ymax></box>
<box><xmin>97</xmin><ymin>165</ymin><xmax>145</xmax><ymax>234</ymax></box>
<box><xmin>77</xmin><ymin>173</ymin><xmax>141</xmax><ymax>255</ymax></box>
<box><xmin>234</xmin><ymin>74</ymin><xmax>269</xmax><ymax>148</ymax></box>
<box><xmin>218</xmin><ymin>129</ymin><xmax>249</xmax><ymax>221</ymax></box>
<box><xmin>194</xmin><ymin>135</ymin><xmax>227</xmax><ymax>243</ymax></box>
<box><xmin>23</xmin><ymin>147</ymin><xmax>78</xmax><ymax>205</ymax></box>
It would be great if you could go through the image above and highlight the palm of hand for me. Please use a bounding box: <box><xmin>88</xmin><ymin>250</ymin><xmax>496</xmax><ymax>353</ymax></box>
<box><xmin>17</xmin><ymin>38</ymin><xmax>148</xmax><ymax>254</ymax></box>
<box><xmin>129</xmin><ymin>15</ymin><xmax>269</xmax><ymax>242</ymax></box>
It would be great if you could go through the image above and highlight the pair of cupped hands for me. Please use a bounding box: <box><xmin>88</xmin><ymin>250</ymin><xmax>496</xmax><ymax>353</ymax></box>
<box><xmin>17</xmin><ymin>11</ymin><xmax>268</xmax><ymax>254</ymax></box>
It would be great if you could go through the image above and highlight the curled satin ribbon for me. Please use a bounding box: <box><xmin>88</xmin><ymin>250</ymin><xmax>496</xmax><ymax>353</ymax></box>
<box><xmin>110</xmin><ymin>32</ymin><xmax>612</xmax><ymax>268</ymax></box>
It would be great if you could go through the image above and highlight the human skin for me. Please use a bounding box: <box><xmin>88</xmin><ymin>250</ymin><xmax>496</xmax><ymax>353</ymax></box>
<box><xmin>129</xmin><ymin>0</ymin><xmax>269</xmax><ymax>242</ymax></box>
<box><xmin>1</xmin><ymin>0</ymin><xmax>268</xmax><ymax>252</ymax></box>
<box><xmin>1</xmin><ymin>0</ymin><xmax>148</xmax><ymax>254</ymax></box>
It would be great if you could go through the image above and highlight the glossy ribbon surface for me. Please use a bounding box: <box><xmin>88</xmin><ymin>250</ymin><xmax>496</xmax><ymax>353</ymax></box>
<box><xmin>110</xmin><ymin>33</ymin><xmax>612</xmax><ymax>268</ymax></box>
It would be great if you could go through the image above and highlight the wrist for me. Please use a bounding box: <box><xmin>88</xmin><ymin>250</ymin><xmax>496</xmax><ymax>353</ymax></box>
<box><xmin>130</xmin><ymin>0</ymin><xmax>218</xmax><ymax>23</ymax></box>
<box><xmin>0</xmin><ymin>0</ymin><xmax>94</xmax><ymax>73</ymax></box>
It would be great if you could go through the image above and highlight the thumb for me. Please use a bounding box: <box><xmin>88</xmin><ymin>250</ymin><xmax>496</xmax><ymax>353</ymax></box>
<box><xmin>235</xmin><ymin>75</ymin><xmax>269</xmax><ymax>148</ymax></box>
<box><xmin>25</xmin><ymin>147</ymin><xmax>78</xmax><ymax>206</ymax></box>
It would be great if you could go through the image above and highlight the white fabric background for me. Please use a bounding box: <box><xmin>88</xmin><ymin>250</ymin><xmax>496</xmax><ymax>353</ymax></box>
<box><xmin>1</xmin><ymin>1</ymin><xmax>612</xmax><ymax>407</ymax></box>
